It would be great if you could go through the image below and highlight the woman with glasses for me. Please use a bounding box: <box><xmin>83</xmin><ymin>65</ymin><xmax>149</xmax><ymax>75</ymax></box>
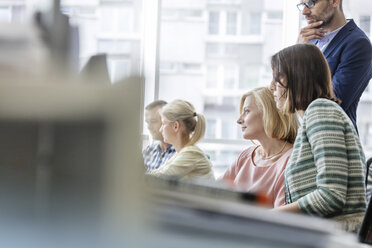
<box><xmin>148</xmin><ymin>100</ymin><xmax>214</xmax><ymax>179</ymax></box>
<box><xmin>220</xmin><ymin>87</ymin><xmax>297</xmax><ymax>208</ymax></box>
<box><xmin>270</xmin><ymin>43</ymin><xmax>366</xmax><ymax>232</ymax></box>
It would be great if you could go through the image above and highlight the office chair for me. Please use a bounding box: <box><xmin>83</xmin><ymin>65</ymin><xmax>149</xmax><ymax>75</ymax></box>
<box><xmin>366</xmin><ymin>157</ymin><xmax>372</xmax><ymax>187</ymax></box>
<box><xmin>359</xmin><ymin>187</ymin><xmax>372</xmax><ymax>244</ymax></box>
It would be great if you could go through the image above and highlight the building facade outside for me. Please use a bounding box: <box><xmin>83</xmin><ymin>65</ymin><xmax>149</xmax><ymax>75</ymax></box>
<box><xmin>158</xmin><ymin>0</ymin><xmax>372</xmax><ymax>176</ymax></box>
<box><xmin>0</xmin><ymin>0</ymin><xmax>370</xmax><ymax>177</ymax></box>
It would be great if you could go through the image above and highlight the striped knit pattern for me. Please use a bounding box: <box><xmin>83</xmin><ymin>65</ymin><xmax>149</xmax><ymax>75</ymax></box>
<box><xmin>285</xmin><ymin>98</ymin><xmax>366</xmax><ymax>232</ymax></box>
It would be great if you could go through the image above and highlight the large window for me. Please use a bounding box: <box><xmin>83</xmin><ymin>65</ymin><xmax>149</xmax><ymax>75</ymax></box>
<box><xmin>1</xmin><ymin>0</ymin><xmax>143</xmax><ymax>83</ymax></box>
<box><xmin>1</xmin><ymin>0</ymin><xmax>370</xmax><ymax>176</ymax></box>
<box><xmin>154</xmin><ymin>0</ymin><xmax>372</xmax><ymax>177</ymax></box>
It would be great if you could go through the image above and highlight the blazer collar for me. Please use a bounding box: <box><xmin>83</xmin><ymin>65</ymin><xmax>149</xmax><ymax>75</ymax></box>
<box><xmin>323</xmin><ymin>19</ymin><xmax>356</xmax><ymax>58</ymax></box>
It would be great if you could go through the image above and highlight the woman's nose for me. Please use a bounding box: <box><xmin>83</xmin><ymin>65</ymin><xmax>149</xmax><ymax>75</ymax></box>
<box><xmin>237</xmin><ymin>117</ymin><xmax>242</xmax><ymax>124</ymax></box>
<box><xmin>269</xmin><ymin>82</ymin><xmax>276</xmax><ymax>91</ymax></box>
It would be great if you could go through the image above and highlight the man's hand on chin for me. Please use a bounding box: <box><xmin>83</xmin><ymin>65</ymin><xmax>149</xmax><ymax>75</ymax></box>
<box><xmin>297</xmin><ymin>20</ymin><xmax>326</xmax><ymax>43</ymax></box>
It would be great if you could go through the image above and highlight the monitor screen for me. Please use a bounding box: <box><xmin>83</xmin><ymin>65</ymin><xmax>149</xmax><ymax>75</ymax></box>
<box><xmin>0</xmin><ymin>77</ymin><xmax>144</xmax><ymax>247</ymax></box>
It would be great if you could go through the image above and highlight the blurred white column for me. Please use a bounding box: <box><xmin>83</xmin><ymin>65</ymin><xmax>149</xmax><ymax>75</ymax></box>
<box><xmin>282</xmin><ymin>0</ymin><xmax>300</xmax><ymax>48</ymax></box>
<box><xmin>142</xmin><ymin>0</ymin><xmax>161</xmax><ymax>105</ymax></box>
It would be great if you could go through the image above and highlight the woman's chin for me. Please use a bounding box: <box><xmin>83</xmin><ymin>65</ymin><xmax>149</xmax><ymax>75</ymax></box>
<box><xmin>276</xmin><ymin>102</ymin><xmax>284</xmax><ymax>110</ymax></box>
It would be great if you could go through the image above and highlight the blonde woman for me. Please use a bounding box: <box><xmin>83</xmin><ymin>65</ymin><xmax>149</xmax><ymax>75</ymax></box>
<box><xmin>148</xmin><ymin>100</ymin><xmax>214</xmax><ymax>179</ymax></box>
<box><xmin>221</xmin><ymin>87</ymin><xmax>297</xmax><ymax>207</ymax></box>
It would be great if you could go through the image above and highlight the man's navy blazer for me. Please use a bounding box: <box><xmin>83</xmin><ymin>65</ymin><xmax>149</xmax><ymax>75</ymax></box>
<box><xmin>317</xmin><ymin>19</ymin><xmax>372</xmax><ymax>130</ymax></box>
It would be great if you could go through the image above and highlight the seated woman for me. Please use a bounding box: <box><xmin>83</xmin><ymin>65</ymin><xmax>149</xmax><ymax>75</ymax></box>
<box><xmin>270</xmin><ymin>44</ymin><xmax>366</xmax><ymax>232</ymax></box>
<box><xmin>148</xmin><ymin>99</ymin><xmax>214</xmax><ymax>179</ymax></box>
<box><xmin>221</xmin><ymin>87</ymin><xmax>297</xmax><ymax>208</ymax></box>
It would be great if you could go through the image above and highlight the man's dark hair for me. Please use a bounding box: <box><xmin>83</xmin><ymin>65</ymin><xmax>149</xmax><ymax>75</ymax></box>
<box><xmin>145</xmin><ymin>100</ymin><xmax>167</xmax><ymax>111</ymax></box>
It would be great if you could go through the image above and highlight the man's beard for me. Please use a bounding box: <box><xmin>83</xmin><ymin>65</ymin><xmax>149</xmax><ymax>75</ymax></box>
<box><xmin>317</xmin><ymin>11</ymin><xmax>335</xmax><ymax>29</ymax></box>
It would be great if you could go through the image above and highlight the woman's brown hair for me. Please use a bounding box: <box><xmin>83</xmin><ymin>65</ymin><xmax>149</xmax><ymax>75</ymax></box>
<box><xmin>271</xmin><ymin>43</ymin><xmax>340</xmax><ymax>113</ymax></box>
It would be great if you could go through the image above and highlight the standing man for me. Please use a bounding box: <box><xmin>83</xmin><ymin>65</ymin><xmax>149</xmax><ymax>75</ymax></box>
<box><xmin>143</xmin><ymin>100</ymin><xmax>176</xmax><ymax>172</ymax></box>
<box><xmin>296</xmin><ymin>0</ymin><xmax>372</xmax><ymax>131</ymax></box>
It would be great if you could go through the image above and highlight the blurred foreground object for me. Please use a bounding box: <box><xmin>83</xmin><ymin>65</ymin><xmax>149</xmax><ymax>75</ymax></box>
<box><xmin>0</xmin><ymin>76</ymin><xmax>144</xmax><ymax>248</ymax></box>
<box><xmin>0</xmin><ymin>0</ymin><xmax>79</xmax><ymax>85</ymax></box>
<box><xmin>145</xmin><ymin>176</ymin><xmax>364</xmax><ymax>248</ymax></box>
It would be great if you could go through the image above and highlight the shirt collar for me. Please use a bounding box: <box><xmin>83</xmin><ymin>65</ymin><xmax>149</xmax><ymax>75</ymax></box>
<box><xmin>155</xmin><ymin>142</ymin><xmax>174</xmax><ymax>153</ymax></box>
<box><xmin>322</xmin><ymin>22</ymin><xmax>345</xmax><ymax>40</ymax></box>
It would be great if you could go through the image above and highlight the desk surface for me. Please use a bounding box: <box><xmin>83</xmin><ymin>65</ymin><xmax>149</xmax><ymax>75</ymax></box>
<box><xmin>145</xmin><ymin>177</ymin><xmax>370</xmax><ymax>248</ymax></box>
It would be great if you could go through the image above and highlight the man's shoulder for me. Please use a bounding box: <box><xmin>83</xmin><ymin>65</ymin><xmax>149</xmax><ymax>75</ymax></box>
<box><xmin>343</xmin><ymin>19</ymin><xmax>371</xmax><ymax>43</ymax></box>
<box><xmin>165</xmin><ymin>144</ymin><xmax>176</xmax><ymax>153</ymax></box>
<box><xmin>329</xmin><ymin>21</ymin><xmax>371</xmax><ymax>60</ymax></box>
<box><xmin>143</xmin><ymin>141</ymin><xmax>160</xmax><ymax>153</ymax></box>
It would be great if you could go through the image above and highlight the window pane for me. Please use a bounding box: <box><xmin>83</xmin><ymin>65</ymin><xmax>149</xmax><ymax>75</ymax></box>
<box><xmin>100</xmin><ymin>8</ymin><xmax>114</xmax><ymax>32</ymax></box>
<box><xmin>117</xmin><ymin>8</ymin><xmax>133</xmax><ymax>33</ymax></box>
<box><xmin>206</xmin><ymin>119</ymin><xmax>217</xmax><ymax>138</ymax></box>
<box><xmin>267</xmin><ymin>11</ymin><xmax>282</xmax><ymax>20</ymax></box>
<box><xmin>108</xmin><ymin>59</ymin><xmax>131</xmax><ymax>82</ymax></box>
<box><xmin>360</xmin><ymin>16</ymin><xmax>371</xmax><ymax>36</ymax></box>
<box><xmin>160</xmin><ymin>62</ymin><xmax>176</xmax><ymax>72</ymax></box>
<box><xmin>221</xmin><ymin>119</ymin><xmax>233</xmax><ymax>139</ymax></box>
<box><xmin>11</xmin><ymin>6</ymin><xmax>25</xmax><ymax>22</ymax></box>
<box><xmin>98</xmin><ymin>40</ymin><xmax>131</xmax><ymax>54</ymax></box>
<box><xmin>226</xmin><ymin>12</ymin><xmax>237</xmax><ymax>35</ymax></box>
<box><xmin>218</xmin><ymin>151</ymin><xmax>240</xmax><ymax>165</ymax></box>
<box><xmin>206</xmin><ymin>43</ymin><xmax>221</xmax><ymax>56</ymax></box>
<box><xmin>249</xmin><ymin>12</ymin><xmax>261</xmax><ymax>35</ymax></box>
<box><xmin>223</xmin><ymin>65</ymin><xmax>237</xmax><ymax>89</ymax></box>
<box><xmin>206</xmin><ymin>65</ymin><xmax>218</xmax><ymax>88</ymax></box>
<box><xmin>206</xmin><ymin>150</ymin><xmax>217</xmax><ymax>161</ymax></box>
<box><xmin>208</xmin><ymin>11</ymin><xmax>219</xmax><ymax>34</ymax></box>
<box><xmin>224</xmin><ymin>43</ymin><xmax>239</xmax><ymax>57</ymax></box>
<box><xmin>181</xmin><ymin>10</ymin><xmax>203</xmax><ymax>18</ymax></box>
<box><xmin>0</xmin><ymin>7</ymin><xmax>10</xmax><ymax>22</ymax></box>
<box><xmin>162</xmin><ymin>9</ymin><xmax>178</xmax><ymax>19</ymax></box>
<box><xmin>240</xmin><ymin>66</ymin><xmax>259</xmax><ymax>89</ymax></box>
<box><xmin>183</xmin><ymin>63</ymin><xmax>201</xmax><ymax>73</ymax></box>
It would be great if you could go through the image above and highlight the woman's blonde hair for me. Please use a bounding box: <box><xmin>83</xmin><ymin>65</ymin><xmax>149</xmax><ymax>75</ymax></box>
<box><xmin>240</xmin><ymin>87</ymin><xmax>298</xmax><ymax>144</ymax></box>
<box><xmin>161</xmin><ymin>99</ymin><xmax>206</xmax><ymax>146</ymax></box>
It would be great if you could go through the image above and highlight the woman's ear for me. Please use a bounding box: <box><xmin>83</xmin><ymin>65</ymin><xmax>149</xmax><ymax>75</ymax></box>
<box><xmin>172</xmin><ymin>120</ymin><xmax>181</xmax><ymax>132</ymax></box>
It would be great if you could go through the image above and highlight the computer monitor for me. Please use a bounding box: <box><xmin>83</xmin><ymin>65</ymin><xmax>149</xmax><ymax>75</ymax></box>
<box><xmin>80</xmin><ymin>54</ymin><xmax>111</xmax><ymax>84</ymax></box>
<box><xmin>0</xmin><ymin>76</ymin><xmax>144</xmax><ymax>247</ymax></box>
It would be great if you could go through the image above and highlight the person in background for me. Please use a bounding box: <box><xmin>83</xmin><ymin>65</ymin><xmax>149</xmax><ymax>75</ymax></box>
<box><xmin>220</xmin><ymin>87</ymin><xmax>297</xmax><ymax>208</ymax></box>
<box><xmin>296</xmin><ymin>0</ymin><xmax>372</xmax><ymax>131</ymax></box>
<box><xmin>148</xmin><ymin>100</ymin><xmax>214</xmax><ymax>179</ymax></box>
<box><xmin>270</xmin><ymin>43</ymin><xmax>366</xmax><ymax>233</ymax></box>
<box><xmin>143</xmin><ymin>100</ymin><xmax>176</xmax><ymax>172</ymax></box>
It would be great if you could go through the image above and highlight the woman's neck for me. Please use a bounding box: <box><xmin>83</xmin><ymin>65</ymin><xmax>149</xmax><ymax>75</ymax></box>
<box><xmin>172</xmin><ymin>136</ymin><xmax>189</xmax><ymax>152</ymax></box>
<box><xmin>159</xmin><ymin>141</ymin><xmax>171</xmax><ymax>152</ymax></box>
<box><xmin>255</xmin><ymin>136</ymin><xmax>290</xmax><ymax>159</ymax></box>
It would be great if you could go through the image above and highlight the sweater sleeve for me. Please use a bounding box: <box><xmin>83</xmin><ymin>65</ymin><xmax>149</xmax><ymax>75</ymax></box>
<box><xmin>297</xmin><ymin>102</ymin><xmax>349</xmax><ymax>216</ymax></box>
<box><xmin>149</xmin><ymin>147</ymin><xmax>204</xmax><ymax>178</ymax></box>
